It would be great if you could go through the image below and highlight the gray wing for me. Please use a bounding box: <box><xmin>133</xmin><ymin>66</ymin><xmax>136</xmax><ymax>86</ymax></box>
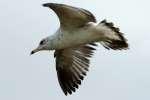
<box><xmin>54</xmin><ymin>43</ymin><xmax>97</xmax><ymax>95</ymax></box>
<box><xmin>43</xmin><ymin>3</ymin><xmax>96</xmax><ymax>29</ymax></box>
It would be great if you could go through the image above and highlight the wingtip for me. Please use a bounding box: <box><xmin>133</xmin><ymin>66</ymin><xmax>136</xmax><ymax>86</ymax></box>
<box><xmin>64</xmin><ymin>92</ymin><xmax>68</xmax><ymax>96</ymax></box>
<box><xmin>42</xmin><ymin>3</ymin><xmax>50</xmax><ymax>7</ymax></box>
<box><xmin>43</xmin><ymin>3</ymin><xmax>57</xmax><ymax>7</ymax></box>
<box><xmin>42</xmin><ymin>3</ymin><xmax>58</xmax><ymax>7</ymax></box>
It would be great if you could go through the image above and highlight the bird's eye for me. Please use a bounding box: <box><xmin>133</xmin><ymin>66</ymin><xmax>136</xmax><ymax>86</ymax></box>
<box><xmin>40</xmin><ymin>40</ymin><xmax>45</xmax><ymax>45</ymax></box>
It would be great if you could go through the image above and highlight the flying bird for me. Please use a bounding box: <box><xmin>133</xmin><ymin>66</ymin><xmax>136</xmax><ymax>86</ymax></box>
<box><xmin>31</xmin><ymin>3</ymin><xmax>128</xmax><ymax>95</ymax></box>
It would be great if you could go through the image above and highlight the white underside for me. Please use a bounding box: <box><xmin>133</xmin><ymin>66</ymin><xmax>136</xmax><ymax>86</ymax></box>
<box><xmin>49</xmin><ymin>22</ymin><xmax>120</xmax><ymax>50</ymax></box>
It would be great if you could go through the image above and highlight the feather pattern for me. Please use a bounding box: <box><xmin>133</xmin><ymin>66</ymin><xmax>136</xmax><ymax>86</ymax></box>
<box><xmin>55</xmin><ymin>43</ymin><xmax>97</xmax><ymax>95</ymax></box>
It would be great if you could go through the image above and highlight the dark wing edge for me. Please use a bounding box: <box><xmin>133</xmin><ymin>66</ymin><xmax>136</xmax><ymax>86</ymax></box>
<box><xmin>54</xmin><ymin>43</ymin><xmax>97</xmax><ymax>95</ymax></box>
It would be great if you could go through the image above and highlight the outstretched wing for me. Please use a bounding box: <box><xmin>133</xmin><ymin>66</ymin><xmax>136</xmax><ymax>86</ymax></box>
<box><xmin>54</xmin><ymin>43</ymin><xmax>97</xmax><ymax>95</ymax></box>
<box><xmin>43</xmin><ymin>3</ymin><xmax>96</xmax><ymax>29</ymax></box>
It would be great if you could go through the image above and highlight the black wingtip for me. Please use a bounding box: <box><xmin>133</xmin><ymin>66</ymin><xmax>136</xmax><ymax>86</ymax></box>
<box><xmin>64</xmin><ymin>92</ymin><xmax>68</xmax><ymax>96</ymax></box>
<box><xmin>42</xmin><ymin>3</ymin><xmax>49</xmax><ymax>7</ymax></box>
<box><xmin>42</xmin><ymin>3</ymin><xmax>56</xmax><ymax>7</ymax></box>
<box><xmin>42</xmin><ymin>3</ymin><xmax>59</xmax><ymax>9</ymax></box>
<box><xmin>43</xmin><ymin>3</ymin><xmax>59</xmax><ymax>7</ymax></box>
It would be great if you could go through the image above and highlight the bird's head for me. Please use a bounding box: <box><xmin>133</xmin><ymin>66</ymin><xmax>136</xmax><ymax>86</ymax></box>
<box><xmin>31</xmin><ymin>38</ymin><xmax>50</xmax><ymax>55</ymax></box>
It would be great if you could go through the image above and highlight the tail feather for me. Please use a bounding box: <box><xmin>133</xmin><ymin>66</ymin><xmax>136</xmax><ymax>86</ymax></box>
<box><xmin>100</xmin><ymin>19</ymin><xmax>128</xmax><ymax>50</ymax></box>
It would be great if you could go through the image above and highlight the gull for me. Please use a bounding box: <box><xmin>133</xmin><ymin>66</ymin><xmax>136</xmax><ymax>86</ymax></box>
<box><xmin>31</xmin><ymin>3</ymin><xmax>128</xmax><ymax>95</ymax></box>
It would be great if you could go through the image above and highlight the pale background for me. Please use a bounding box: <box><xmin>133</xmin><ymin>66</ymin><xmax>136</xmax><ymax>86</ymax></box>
<box><xmin>0</xmin><ymin>0</ymin><xmax>150</xmax><ymax>100</ymax></box>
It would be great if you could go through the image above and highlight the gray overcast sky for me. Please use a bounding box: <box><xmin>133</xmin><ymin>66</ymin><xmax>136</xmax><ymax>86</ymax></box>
<box><xmin>0</xmin><ymin>0</ymin><xmax>150</xmax><ymax>100</ymax></box>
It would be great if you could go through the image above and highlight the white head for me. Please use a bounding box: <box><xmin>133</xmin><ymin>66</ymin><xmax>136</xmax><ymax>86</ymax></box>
<box><xmin>31</xmin><ymin>37</ymin><xmax>53</xmax><ymax>55</ymax></box>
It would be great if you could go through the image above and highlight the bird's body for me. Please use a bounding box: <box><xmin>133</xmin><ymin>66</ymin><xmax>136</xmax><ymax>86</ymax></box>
<box><xmin>49</xmin><ymin>23</ymin><xmax>101</xmax><ymax>50</ymax></box>
<box><xmin>48</xmin><ymin>21</ymin><xmax>123</xmax><ymax>50</ymax></box>
<box><xmin>31</xmin><ymin>3</ymin><xmax>129</xmax><ymax>95</ymax></box>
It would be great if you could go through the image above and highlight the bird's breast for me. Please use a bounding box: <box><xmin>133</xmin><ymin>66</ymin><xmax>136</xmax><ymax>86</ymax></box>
<box><xmin>53</xmin><ymin>28</ymin><xmax>102</xmax><ymax>49</ymax></box>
